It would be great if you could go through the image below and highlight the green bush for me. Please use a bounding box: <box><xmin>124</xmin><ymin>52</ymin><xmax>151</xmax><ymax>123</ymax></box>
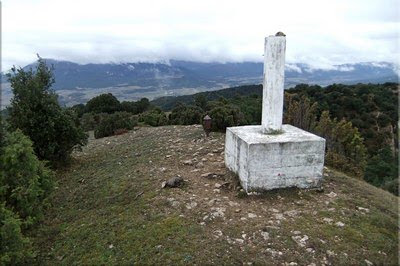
<box><xmin>169</xmin><ymin>104</ymin><xmax>203</xmax><ymax>125</ymax></box>
<box><xmin>80</xmin><ymin>112</ymin><xmax>109</xmax><ymax>132</ymax></box>
<box><xmin>120</xmin><ymin>98</ymin><xmax>150</xmax><ymax>114</ymax></box>
<box><xmin>0</xmin><ymin>203</ymin><xmax>32</xmax><ymax>265</ymax></box>
<box><xmin>85</xmin><ymin>93</ymin><xmax>121</xmax><ymax>114</ymax></box>
<box><xmin>314</xmin><ymin>111</ymin><xmax>367</xmax><ymax>177</ymax></box>
<box><xmin>94</xmin><ymin>112</ymin><xmax>135</xmax><ymax>139</ymax></box>
<box><xmin>6</xmin><ymin>57</ymin><xmax>88</xmax><ymax>164</ymax></box>
<box><xmin>139</xmin><ymin>108</ymin><xmax>168</xmax><ymax>127</ymax></box>
<box><xmin>209</xmin><ymin>104</ymin><xmax>243</xmax><ymax>132</ymax></box>
<box><xmin>0</xmin><ymin>130</ymin><xmax>53</xmax><ymax>226</ymax></box>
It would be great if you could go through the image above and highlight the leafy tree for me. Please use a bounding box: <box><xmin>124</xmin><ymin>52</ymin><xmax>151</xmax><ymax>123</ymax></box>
<box><xmin>209</xmin><ymin>104</ymin><xmax>243</xmax><ymax>132</ymax></box>
<box><xmin>85</xmin><ymin>93</ymin><xmax>121</xmax><ymax>114</ymax></box>
<box><xmin>0</xmin><ymin>130</ymin><xmax>53</xmax><ymax>226</ymax></box>
<box><xmin>135</xmin><ymin>98</ymin><xmax>150</xmax><ymax>114</ymax></box>
<box><xmin>139</xmin><ymin>108</ymin><xmax>168</xmax><ymax>127</ymax></box>
<box><xmin>284</xmin><ymin>94</ymin><xmax>318</xmax><ymax>131</ymax></box>
<box><xmin>70</xmin><ymin>104</ymin><xmax>86</xmax><ymax>118</ymax></box>
<box><xmin>315</xmin><ymin>111</ymin><xmax>367</xmax><ymax>177</ymax></box>
<box><xmin>120</xmin><ymin>101</ymin><xmax>138</xmax><ymax>114</ymax></box>
<box><xmin>80</xmin><ymin>112</ymin><xmax>109</xmax><ymax>132</ymax></box>
<box><xmin>94</xmin><ymin>112</ymin><xmax>136</xmax><ymax>139</ymax></box>
<box><xmin>6</xmin><ymin>57</ymin><xmax>88</xmax><ymax>164</ymax></box>
<box><xmin>169</xmin><ymin>104</ymin><xmax>203</xmax><ymax>125</ymax></box>
<box><xmin>365</xmin><ymin>147</ymin><xmax>398</xmax><ymax>194</ymax></box>
<box><xmin>194</xmin><ymin>94</ymin><xmax>207</xmax><ymax>110</ymax></box>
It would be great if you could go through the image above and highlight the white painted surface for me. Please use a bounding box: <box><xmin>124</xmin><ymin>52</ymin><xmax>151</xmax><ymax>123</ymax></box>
<box><xmin>224</xmin><ymin>34</ymin><xmax>326</xmax><ymax>192</ymax></box>
<box><xmin>225</xmin><ymin>125</ymin><xmax>325</xmax><ymax>192</ymax></box>
<box><xmin>261</xmin><ymin>36</ymin><xmax>286</xmax><ymax>134</ymax></box>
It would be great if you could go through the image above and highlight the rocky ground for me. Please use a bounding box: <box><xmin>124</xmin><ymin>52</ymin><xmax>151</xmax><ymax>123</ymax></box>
<box><xmin>33</xmin><ymin>125</ymin><xmax>398</xmax><ymax>265</ymax></box>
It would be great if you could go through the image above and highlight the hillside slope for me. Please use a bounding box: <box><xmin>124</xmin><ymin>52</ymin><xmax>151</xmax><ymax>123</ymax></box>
<box><xmin>33</xmin><ymin>126</ymin><xmax>398</xmax><ymax>265</ymax></box>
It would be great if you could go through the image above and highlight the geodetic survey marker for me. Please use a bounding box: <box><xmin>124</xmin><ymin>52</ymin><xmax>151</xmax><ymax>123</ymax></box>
<box><xmin>224</xmin><ymin>33</ymin><xmax>326</xmax><ymax>192</ymax></box>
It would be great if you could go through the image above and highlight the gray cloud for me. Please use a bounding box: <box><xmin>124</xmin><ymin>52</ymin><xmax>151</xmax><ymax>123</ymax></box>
<box><xmin>2</xmin><ymin>0</ymin><xmax>399</xmax><ymax>70</ymax></box>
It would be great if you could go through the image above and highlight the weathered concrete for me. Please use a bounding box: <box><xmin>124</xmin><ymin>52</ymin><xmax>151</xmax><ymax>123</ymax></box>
<box><xmin>224</xmin><ymin>33</ymin><xmax>326</xmax><ymax>192</ymax></box>
<box><xmin>262</xmin><ymin>35</ymin><xmax>286</xmax><ymax>134</ymax></box>
<box><xmin>225</xmin><ymin>125</ymin><xmax>325</xmax><ymax>192</ymax></box>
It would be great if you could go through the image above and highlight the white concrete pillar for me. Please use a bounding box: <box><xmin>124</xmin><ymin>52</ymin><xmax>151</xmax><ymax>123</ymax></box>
<box><xmin>261</xmin><ymin>35</ymin><xmax>286</xmax><ymax>134</ymax></box>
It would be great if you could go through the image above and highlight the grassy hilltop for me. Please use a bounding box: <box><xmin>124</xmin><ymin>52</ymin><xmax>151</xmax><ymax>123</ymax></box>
<box><xmin>33</xmin><ymin>125</ymin><xmax>398</xmax><ymax>265</ymax></box>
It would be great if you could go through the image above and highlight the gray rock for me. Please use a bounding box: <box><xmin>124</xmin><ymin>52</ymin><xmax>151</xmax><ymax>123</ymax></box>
<box><xmin>162</xmin><ymin>176</ymin><xmax>184</xmax><ymax>188</ymax></box>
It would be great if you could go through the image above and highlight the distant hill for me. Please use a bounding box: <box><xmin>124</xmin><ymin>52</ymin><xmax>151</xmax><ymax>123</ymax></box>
<box><xmin>1</xmin><ymin>59</ymin><xmax>398</xmax><ymax>107</ymax></box>
<box><xmin>151</xmin><ymin>84</ymin><xmax>263</xmax><ymax>110</ymax></box>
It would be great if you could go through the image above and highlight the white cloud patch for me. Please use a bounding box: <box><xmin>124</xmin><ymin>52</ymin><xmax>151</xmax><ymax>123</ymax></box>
<box><xmin>2</xmin><ymin>0</ymin><xmax>399</xmax><ymax>70</ymax></box>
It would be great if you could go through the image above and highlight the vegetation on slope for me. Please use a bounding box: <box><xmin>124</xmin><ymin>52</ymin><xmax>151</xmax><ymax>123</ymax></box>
<box><xmin>33</xmin><ymin>125</ymin><xmax>398</xmax><ymax>265</ymax></box>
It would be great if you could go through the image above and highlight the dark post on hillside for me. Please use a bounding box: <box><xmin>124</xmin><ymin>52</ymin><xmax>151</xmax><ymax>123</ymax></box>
<box><xmin>203</xmin><ymin>115</ymin><xmax>212</xmax><ymax>137</ymax></box>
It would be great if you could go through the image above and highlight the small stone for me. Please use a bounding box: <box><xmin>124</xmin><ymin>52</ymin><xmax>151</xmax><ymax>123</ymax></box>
<box><xmin>323</xmin><ymin>218</ymin><xmax>334</xmax><ymax>224</ymax></box>
<box><xmin>228</xmin><ymin>201</ymin><xmax>239</xmax><ymax>207</ymax></box>
<box><xmin>357</xmin><ymin>206</ymin><xmax>370</xmax><ymax>213</ymax></box>
<box><xmin>195</xmin><ymin>162</ymin><xmax>204</xmax><ymax>168</ymax></box>
<box><xmin>201</xmin><ymin>172</ymin><xmax>213</xmax><ymax>178</ymax></box>
<box><xmin>183</xmin><ymin>160</ymin><xmax>193</xmax><ymax>165</ymax></box>
<box><xmin>261</xmin><ymin>231</ymin><xmax>270</xmax><ymax>240</ymax></box>
<box><xmin>213</xmin><ymin>230</ymin><xmax>223</xmax><ymax>238</ymax></box>
<box><xmin>364</xmin><ymin>259</ymin><xmax>373</xmax><ymax>266</ymax></box>
<box><xmin>235</xmin><ymin>209</ymin><xmax>241</xmax><ymax>213</ymax></box>
<box><xmin>186</xmin><ymin>202</ymin><xmax>198</xmax><ymax>209</ymax></box>
<box><xmin>163</xmin><ymin>176</ymin><xmax>184</xmax><ymax>188</ymax></box>
<box><xmin>293</xmin><ymin>231</ymin><xmax>301</xmax><ymax>235</ymax></box>
<box><xmin>326</xmin><ymin>250</ymin><xmax>335</xmax><ymax>256</ymax></box>
<box><xmin>327</xmin><ymin>192</ymin><xmax>337</xmax><ymax>198</ymax></box>
<box><xmin>335</xmin><ymin>221</ymin><xmax>345</xmax><ymax>227</ymax></box>
<box><xmin>235</xmin><ymin>238</ymin><xmax>244</xmax><ymax>244</ymax></box>
<box><xmin>215</xmin><ymin>183</ymin><xmax>222</xmax><ymax>188</ymax></box>
<box><xmin>248</xmin><ymin>213</ymin><xmax>257</xmax><ymax>219</ymax></box>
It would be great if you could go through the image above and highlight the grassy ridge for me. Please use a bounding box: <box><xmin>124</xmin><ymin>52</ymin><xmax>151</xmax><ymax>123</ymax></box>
<box><xmin>33</xmin><ymin>126</ymin><xmax>398</xmax><ymax>265</ymax></box>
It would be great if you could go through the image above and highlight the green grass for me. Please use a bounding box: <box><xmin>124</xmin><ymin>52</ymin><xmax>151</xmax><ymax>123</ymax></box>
<box><xmin>32</xmin><ymin>126</ymin><xmax>399</xmax><ymax>265</ymax></box>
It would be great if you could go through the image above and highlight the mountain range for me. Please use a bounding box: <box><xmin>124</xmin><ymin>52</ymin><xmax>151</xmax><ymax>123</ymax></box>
<box><xmin>1</xmin><ymin>59</ymin><xmax>398</xmax><ymax>107</ymax></box>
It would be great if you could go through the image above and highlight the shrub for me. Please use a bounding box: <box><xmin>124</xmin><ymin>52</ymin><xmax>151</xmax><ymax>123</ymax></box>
<box><xmin>209</xmin><ymin>105</ymin><xmax>243</xmax><ymax>132</ymax></box>
<box><xmin>94</xmin><ymin>112</ymin><xmax>135</xmax><ymax>139</ymax></box>
<box><xmin>0</xmin><ymin>203</ymin><xmax>32</xmax><ymax>265</ymax></box>
<box><xmin>169</xmin><ymin>104</ymin><xmax>203</xmax><ymax>125</ymax></box>
<box><xmin>6</xmin><ymin>57</ymin><xmax>88</xmax><ymax>164</ymax></box>
<box><xmin>314</xmin><ymin>111</ymin><xmax>367</xmax><ymax>177</ymax></box>
<box><xmin>0</xmin><ymin>130</ymin><xmax>53</xmax><ymax>226</ymax></box>
<box><xmin>85</xmin><ymin>93</ymin><xmax>121</xmax><ymax>114</ymax></box>
<box><xmin>80</xmin><ymin>112</ymin><xmax>108</xmax><ymax>132</ymax></box>
<box><xmin>139</xmin><ymin>109</ymin><xmax>168</xmax><ymax>127</ymax></box>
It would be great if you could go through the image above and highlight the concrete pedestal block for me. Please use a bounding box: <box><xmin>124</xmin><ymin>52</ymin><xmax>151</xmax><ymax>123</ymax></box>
<box><xmin>224</xmin><ymin>125</ymin><xmax>325</xmax><ymax>192</ymax></box>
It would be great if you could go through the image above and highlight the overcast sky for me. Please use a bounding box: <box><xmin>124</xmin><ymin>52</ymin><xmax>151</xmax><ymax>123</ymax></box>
<box><xmin>2</xmin><ymin>0</ymin><xmax>399</xmax><ymax>70</ymax></box>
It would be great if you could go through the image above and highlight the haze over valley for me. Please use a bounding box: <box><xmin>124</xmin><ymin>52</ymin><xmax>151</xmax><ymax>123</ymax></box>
<box><xmin>1</xmin><ymin>59</ymin><xmax>398</xmax><ymax>107</ymax></box>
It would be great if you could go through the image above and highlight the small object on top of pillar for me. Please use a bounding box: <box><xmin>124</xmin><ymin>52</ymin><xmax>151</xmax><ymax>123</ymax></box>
<box><xmin>203</xmin><ymin>115</ymin><xmax>212</xmax><ymax>137</ymax></box>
